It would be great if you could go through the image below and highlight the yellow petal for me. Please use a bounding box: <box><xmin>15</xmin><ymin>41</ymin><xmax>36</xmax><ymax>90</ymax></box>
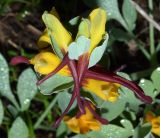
<box><xmin>50</xmin><ymin>7</ymin><xmax>60</xmax><ymax>19</ymax></box>
<box><xmin>89</xmin><ymin>8</ymin><xmax>107</xmax><ymax>52</ymax></box>
<box><xmin>64</xmin><ymin>116</ymin><xmax>80</xmax><ymax>133</ymax></box>
<box><xmin>76</xmin><ymin>19</ymin><xmax>90</xmax><ymax>38</ymax></box>
<box><xmin>151</xmin><ymin>117</ymin><xmax>160</xmax><ymax>136</ymax></box>
<box><xmin>42</xmin><ymin>13</ymin><xmax>72</xmax><ymax>52</ymax></box>
<box><xmin>37</xmin><ymin>29</ymin><xmax>51</xmax><ymax>49</ymax></box>
<box><xmin>82</xmin><ymin>79</ymin><xmax>120</xmax><ymax>102</ymax></box>
<box><xmin>64</xmin><ymin>107</ymin><xmax>101</xmax><ymax>134</ymax></box>
<box><xmin>30</xmin><ymin>52</ymin><xmax>70</xmax><ymax>76</ymax></box>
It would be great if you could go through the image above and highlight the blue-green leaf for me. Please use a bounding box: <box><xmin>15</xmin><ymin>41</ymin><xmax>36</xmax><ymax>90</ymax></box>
<box><xmin>17</xmin><ymin>68</ymin><xmax>37</xmax><ymax>111</ymax></box>
<box><xmin>38</xmin><ymin>74</ymin><xmax>73</xmax><ymax>95</ymax></box>
<box><xmin>68</xmin><ymin>36</ymin><xmax>90</xmax><ymax>60</ymax></box>
<box><xmin>88</xmin><ymin>120</ymin><xmax>133</xmax><ymax>138</ymax></box>
<box><xmin>133</xmin><ymin>123</ymin><xmax>152</xmax><ymax>138</ymax></box>
<box><xmin>0</xmin><ymin>100</ymin><xmax>4</xmax><ymax>124</ymax></box>
<box><xmin>117</xmin><ymin>72</ymin><xmax>142</xmax><ymax>111</ymax></box>
<box><xmin>151</xmin><ymin>67</ymin><xmax>160</xmax><ymax>91</ymax></box>
<box><xmin>0</xmin><ymin>53</ymin><xmax>19</xmax><ymax>109</ymax></box>
<box><xmin>139</xmin><ymin>79</ymin><xmax>155</xmax><ymax>99</ymax></box>
<box><xmin>57</xmin><ymin>91</ymin><xmax>76</xmax><ymax>112</ymax></box>
<box><xmin>8</xmin><ymin>117</ymin><xmax>29</xmax><ymax>138</ymax></box>
<box><xmin>122</xmin><ymin>0</ymin><xmax>137</xmax><ymax>31</ymax></box>
<box><xmin>88</xmin><ymin>34</ymin><xmax>109</xmax><ymax>68</ymax></box>
<box><xmin>100</xmin><ymin>98</ymin><xmax>126</xmax><ymax>121</ymax></box>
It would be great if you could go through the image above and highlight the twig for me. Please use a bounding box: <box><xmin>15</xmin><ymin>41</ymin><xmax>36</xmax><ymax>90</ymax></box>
<box><xmin>7</xmin><ymin>39</ymin><xmax>19</xmax><ymax>49</ymax></box>
<box><xmin>131</xmin><ymin>0</ymin><xmax>160</xmax><ymax>31</ymax></box>
<box><xmin>27</xmin><ymin>24</ymin><xmax>42</xmax><ymax>36</ymax></box>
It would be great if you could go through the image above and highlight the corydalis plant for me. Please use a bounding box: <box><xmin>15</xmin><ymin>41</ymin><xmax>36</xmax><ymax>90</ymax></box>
<box><xmin>11</xmin><ymin>8</ymin><xmax>152</xmax><ymax>128</ymax></box>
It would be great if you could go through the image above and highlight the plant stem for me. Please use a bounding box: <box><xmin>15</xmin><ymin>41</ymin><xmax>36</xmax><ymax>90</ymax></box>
<box><xmin>43</xmin><ymin>97</ymin><xmax>52</xmax><ymax>122</ymax></box>
<box><xmin>148</xmin><ymin>0</ymin><xmax>156</xmax><ymax>65</ymax></box>
<box><xmin>34</xmin><ymin>95</ymin><xmax>58</xmax><ymax>129</ymax></box>
<box><xmin>26</xmin><ymin>112</ymin><xmax>36</xmax><ymax>138</ymax></box>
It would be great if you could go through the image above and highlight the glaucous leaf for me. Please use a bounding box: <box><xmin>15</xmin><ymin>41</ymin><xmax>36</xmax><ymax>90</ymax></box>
<box><xmin>122</xmin><ymin>0</ymin><xmax>137</xmax><ymax>31</ymax></box>
<box><xmin>8</xmin><ymin>117</ymin><xmax>29</xmax><ymax>138</ymax></box>
<box><xmin>0</xmin><ymin>100</ymin><xmax>4</xmax><ymax>124</ymax></box>
<box><xmin>57</xmin><ymin>91</ymin><xmax>76</xmax><ymax>112</ymax></box>
<box><xmin>139</xmin><ymin>79</ymin><xmax>155</xmax><ymax>99</ymax></box>
<box><xmin>68</xmin><ymin>36</ymin><xmax>90</xmax><ymax>60</ymax></box>
<box><xmin>100</xmin><ymin>98</ymin><xmax>126</xmax><ymax>121</ymax></box>
<box><xmin>38</xmin><ymin>74</ymin><xmax>73</xmax><ymax>95</ymax></box>
<box><xmin>133</xmin><ymin>123</ymin><xmax>152</xmax><ymax>138</ymax></box>
<box><xmin>88</xmin><ymin>120</ymin><xmax>133</xmax><ymax>138</ymax></box>
<box><xmin>151</xmin><ymin>67</ymin><xmax>160</xmax><ymax>91</ymax></box>
<box><xmin>88</xmin><ymin>34</ymin><xmax>109</xmax><ymax>68</ymax></box>
<box><xmin>117</xmin><ymin>72</ymin><xmax>142</xmax><ymax>111</ymax></box>
<box><xmin>0</xmin><ymin>53</ymin><xmax>19</xmax><ymax>109</ymax></box>
<box><xmin>17</xmin><ymin>68</ymin><xmax>37</xmax><ymax>111</ymax></box>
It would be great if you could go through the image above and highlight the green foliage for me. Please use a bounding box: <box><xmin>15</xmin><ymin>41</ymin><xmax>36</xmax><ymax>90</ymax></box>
<box><xmin>17</xmin><ymin>68</ymin><xmax>37</xmax><ymax>111</ymax></box>
<box><xmin>38</xmin><ymin>74</ymin><xmax>73</xmax><ymax>95</ymax></box>
<box><xmin>0</xmin><ymin>100</ymin><xmax>4</xmax><ymax>124</ymax></box>
<box><xmin>0</xmin><ymin>53</ymin><xmax>19</xmax><ymax>109</ymax></box>
<box><xmin>88</xmin><ymin>34</ymin><xmax>109</xmax><ymax>68</ymax></box>
<box><xmin>122</xmin><ymin>0</ymin><xmax>137</xmax><ymax>31</ymax></box>
<box><xmin>68</xmin><ymin>36</ymin><xmax>90</xmax><ymax>60</ymax></box>
<box><xmin>8</xmin><ymin>117</ymin><xmax>29</xmax><ymax>138</ymax></box>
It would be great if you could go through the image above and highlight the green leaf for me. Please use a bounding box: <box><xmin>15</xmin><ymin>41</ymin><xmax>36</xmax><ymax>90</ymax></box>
<box><xmin>86</xmin><ymin>131</ymin><xmax>105</xmax><ymax>138</ymax></box>
<box><xmin>117</xmin><ymin>72</ymin><xmax>142</xmax><ymax>111</ymax></box>
<box><xmin>57</xmin><ymin>91</ymin><xmax>76</xmax><ymax>112</ymax></box>
<box><xmin>72</xmin><ymin>135</ymin><xmax>88</xmax><ymax>138</ymax></box>
<box><xmin>0</xmin><ymin>100</ymin><xmax>4</xmax><ymax>124</ymax></box>
<box><xmin>100</xmin><ymin>98</ymin><xmax>126</xmax><ymax>121</ymax></box>
<box><xmin>8</xmin><ymin>117</ymin><xmax>29</xmax><ymax>138</ymax></box>
<box><xmin>17</xmin><ymin>68</ymin><xmax>37</xmax><ymax>111</ymax></box>
<box><xmin>83</xmin><ymin>0</ymin><xmax>128</xmax><ymax>30</ymax></box>
<box><xmin>88</xmin><ymin>120</ymin><xmax>133</xmax><ymax>138</ymax></box>
<box><xmin>39</xmin><ymin>74</ymin><xmax>73</xmax><ymax>95</ymax></box>
<box><xmin>0</xmin><ymin>53</ymin><xmax>19</xmax><ymax>109</ymax></box>
<box><xmin>88</xmin><ymin>34</ymin><xmax>109</xmax><ymax>68</ymax></box>
<box><xmin>133</xmin><ymin>123</ymin><xmax>152</xmax><ymax>138</ymax></box>
<box><xmin>68</xmin><ymin>36</ymin><xmax>90</xmax><ymax>60</ymax></box>
<box><xmin>151</xmin><ymin>67</ymin><xmax>160</xmax><ymax>91</ymax></box>
<box><xmin>56</xmin><ymin>121</ymin><xmax>67</xmax><ymax>137</ymax></box>
<box><xmin>7</xmin><ymin>105</ymin><xmax>18</xmax><ymax>118</ymax></box>
<box><xmin>122</xmin><ymin>0</ymin><xmax>137</xmax><ymax>31</ymax></box>
<box><xmin>111</xmin><ymin>28</ymin><xmax>132</xmax><ymax>43</ymax></box>
<box><xmin>139</xmin><ymin>79</ymin><xmax>155</xmax><ymax>99</ymax></box>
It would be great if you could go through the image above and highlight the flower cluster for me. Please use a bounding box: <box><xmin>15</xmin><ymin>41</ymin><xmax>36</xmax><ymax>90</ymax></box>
<box><xmin>11</xmin><ymin>8</ymin><xmax>152</xmax><ymax>133</ymax></box>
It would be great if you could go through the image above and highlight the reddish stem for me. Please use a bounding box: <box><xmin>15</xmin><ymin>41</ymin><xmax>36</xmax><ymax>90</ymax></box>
<box><xmin>83</xmin><ymin>100</ymin><xmax>108</xmax><ymax>124</ymax></box>
<box><xmin>53</xmin><ymin>89</ymin><xmax>77</xmax><ymax>128</ymax></box>
<box><xmin>37</xmin><ymin>54</ymin><xmax>69</xmax><ymax>85</ymax></box>
<box><xmin>85</xmin><ymin>70</ymin><xmax>152</xmax><ymax>104</ymax></box>
<box><xmin>68</xmin><ymin>60</ymin><xmax>85</xmax><ymax>114</ymax></box>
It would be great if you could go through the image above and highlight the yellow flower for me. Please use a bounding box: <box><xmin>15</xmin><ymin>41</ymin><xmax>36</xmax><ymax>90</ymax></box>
<box><xmin>30</xmin><ymin>51</ymin><xmax>120</xmax><ymax>102</ymax></box>
<box><xmin>30</xmin><ymin>52</ymin><xmax>70</xmax><ymax>76</ymax></box>
<box><xmin>145</xmin><ymin>112</ymin><xmax>160</xmax><ymax>136</ymax></box>
<box><xmin>82</xmin><ymin>79</ymin><xmax>120</xmax><ymax>102</ymax></box>
<box><xmin>39</xmin><ymin>8</ymin><xmax>106</xmax><ymax>55</ymax></box>
<box><xmin>64</xmin><ymin>107</ymin><xmax>101</xmax><ymax>134</ymax></box>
